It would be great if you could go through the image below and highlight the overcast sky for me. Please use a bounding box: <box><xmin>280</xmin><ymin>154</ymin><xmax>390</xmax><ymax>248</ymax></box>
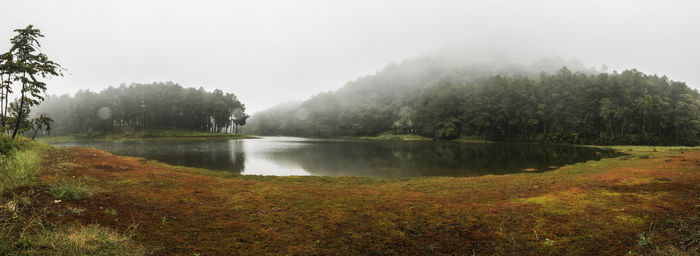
<box><xmin>2</xmin><ymin>0</ymin><xmax>699</xmax><ymax>113</ymax></box>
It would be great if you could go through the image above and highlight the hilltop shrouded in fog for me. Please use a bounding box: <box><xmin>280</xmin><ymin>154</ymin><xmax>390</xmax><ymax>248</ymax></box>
<box><xmin>247</xmin><ymin>55</ymin><xmax>700</xmax><ymax>145</ymax></box>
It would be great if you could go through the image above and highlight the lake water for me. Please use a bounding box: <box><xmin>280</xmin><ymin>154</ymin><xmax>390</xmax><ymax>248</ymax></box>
<box><xmin>52</xmin><ymin>136</ymin><xmax>618</xmax><ymax>178</ymax></box>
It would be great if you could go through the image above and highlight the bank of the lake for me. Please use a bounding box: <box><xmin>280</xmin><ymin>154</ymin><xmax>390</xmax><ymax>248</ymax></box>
<box><xmin>3</xmin><ymin>139</ymin><xmax>700</xmax><ymax>255</ymax></box>
<box><xmin>37</xmin><ymin>127</ymin><xmax>257</xmax><ymax>143</ymax></box>
<box><xmin>352</xmin><ymin>134</ymin><xmax>494</xmax><ymax>144</ymax></box>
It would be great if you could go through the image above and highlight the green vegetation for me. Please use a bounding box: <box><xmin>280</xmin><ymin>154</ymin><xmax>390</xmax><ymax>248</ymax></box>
<box><xmin>104</xmin><ymin>208</ymin><xmax>117</xmax><ymax>216</ymax></box>
<box><xmin>34</xmin><ymin>82</ymin><xmax>250</xmax><ymax>137</ymax></box>
<box><xmin>39</xmin><ymin>127</ymin><xmax>257</xmax><ymax>143</ymax></box>
<box><xmin>249</xmin><ymin>56</ymin><xmax>700</xmax><ymax>145</ymax></box>
<box><xmin>47</xmin><ymin>177</ymin><xmax>94</xmax><ymax>200</ymax></box>
<box><xmin>356</xmin><ymin>133</ymin><xmax>432</xmax><ymax>141</ymax></box>
<box><xmin>0</xmin><ymin>25</ymin><xmax>62</xmax><ymax>139</ymax></box>
<box><xmin>2</xmin><ymin>25</ymin><xmax>251</xmax><ymax>140</ymax></box>
<box><xmin>0</xmin><ymin>136</ymin><xmax>46</xmax><ymax>196</ymax></box>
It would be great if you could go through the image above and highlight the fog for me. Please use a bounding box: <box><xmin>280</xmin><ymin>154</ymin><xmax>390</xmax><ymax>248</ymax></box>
<box><xmin>2</xmin><ymin>0</ymin><xmax>699</xmax><ymax>113</ymax></box>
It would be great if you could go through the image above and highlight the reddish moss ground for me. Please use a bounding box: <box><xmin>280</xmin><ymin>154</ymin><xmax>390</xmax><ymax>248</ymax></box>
<box><xmin>38</xmin><ymin>147</ymin><xmax>700</xmax><ymax>255</ymax></box>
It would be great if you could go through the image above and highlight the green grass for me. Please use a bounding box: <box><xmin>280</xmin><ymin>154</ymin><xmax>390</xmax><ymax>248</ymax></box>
<box><xmin>0</xmin><ymin>136</ymin><xmax>48</xmax><ymax>197</ymax></box>
<box><xmin>47</xmin><ymin>177</ymin><xmax>95</xmax><ymax>200</ymax></box>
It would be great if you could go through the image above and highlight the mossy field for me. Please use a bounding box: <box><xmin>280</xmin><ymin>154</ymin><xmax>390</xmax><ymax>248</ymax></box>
<box><xmin>3</xmin><ymin>142</ymin><xmax>700</xmax><ymax>255</ymax></box>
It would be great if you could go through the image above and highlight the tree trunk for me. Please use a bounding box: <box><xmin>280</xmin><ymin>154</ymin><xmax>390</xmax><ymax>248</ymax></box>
<box><xmin>11</xmin><ymin>88</ymin><xmax>25</xmax><ymax>139</ymax></box>
<box><xmin>31</xmin><ymin>126</ymin><xmax>39</xmax><ymax>140</ymax></box>
<box><xmin>0</xmin><ymin>74</ymin><xmax>4</xmax><ymax>128</ymax></box>
<box><xmin>3</xmin><ymin>74</ymin><xmax>9</xmax><ymax>132</ymax></box>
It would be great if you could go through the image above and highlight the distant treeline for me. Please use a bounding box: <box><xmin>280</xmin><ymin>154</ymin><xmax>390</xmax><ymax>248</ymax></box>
<box><xmin>34</xmin><ymin>82</ymin><xmax>249</xmax><ymax>135</ymax></box>
<box><xmin>248</xmin><ymin>57</ymin><xmax>700</xmax><ymax>145</ymax></box>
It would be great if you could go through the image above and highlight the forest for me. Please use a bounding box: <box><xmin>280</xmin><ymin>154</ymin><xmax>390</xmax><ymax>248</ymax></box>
<box><xmin>248</xmin><ymin>57</ymin><xmax>700</xmax><ymax>145</ymax></box>
<box><xmin>33</xmin><ymin>82</ymin><xmax>249</xmax><ymax>136</ymax></box>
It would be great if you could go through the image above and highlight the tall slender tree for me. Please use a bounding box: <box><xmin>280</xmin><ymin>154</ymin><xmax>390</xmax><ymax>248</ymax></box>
<box><xmin>0</xmin><ymin>52</ymin><xmax>14</xmax><ymax>131</ymax></box>
<box><xmin>6</xmin><ymin>25</ymin><xmax>62</xmax><ymax>138</ymax></box>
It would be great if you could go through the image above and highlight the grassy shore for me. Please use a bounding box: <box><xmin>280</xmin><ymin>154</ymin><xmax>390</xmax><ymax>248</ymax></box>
<box><xmin>354</xmin><ymin>134</ymin><xmax>492</xmax><ymax>143</ymax></box>
<box><xmin>3</xmin><ymin>138</ymin><xmax>700</xmax><ymax>255</ymax></box>
<box><xmin>0</xmin><ymin>137</ymin><xmax>144</xmax><ymax>255</ymax></box>
<box><xmin>37</xmin><ymin>127</ymin><xmax>257</xmax><ymax>143</ymax></box>
<box><xmin>355</xmin><ymin>134</ymin><xmax>433</xmax><ymax>141</ymax></box>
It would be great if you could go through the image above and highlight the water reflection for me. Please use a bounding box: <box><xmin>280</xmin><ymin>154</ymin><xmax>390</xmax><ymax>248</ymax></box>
<box><xmin>53</xmin><ymin>137</ymin><xmax>618</xmax><ymax>178</ymax></box>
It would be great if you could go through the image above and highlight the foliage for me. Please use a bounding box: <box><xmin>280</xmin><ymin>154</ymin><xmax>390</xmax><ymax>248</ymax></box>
<box><xmin>0</xmin><ymin>25</ymin><xmax>62</xmax><ymax>139</ymax></box>
<box><xmin>34</xmin><ymin>82</ymin><xmax>248</xmax><ymax>136</ymax></box>
<box><xmin>6</xmin><ymin>99</ymin><xmax>31</xmax><ymax>135</ymax></box>
<box><xmin>0</xmin><ymin>134</ymin><xmax>13</xmax><ymax>156</ymax></box>
<box><xmin>248</xmin><ymin>57</ymin><xmax>700</xmax><ymax>145</ymax></box>
<box><xmin>29</xmin><ymin>114</ymin><xmax>52</xmax><ymax>139</ymax></box>
<box><xmin>434</xmin><ymin>117</ymin><xmax>461</xmax><ymax>140</ymax></box>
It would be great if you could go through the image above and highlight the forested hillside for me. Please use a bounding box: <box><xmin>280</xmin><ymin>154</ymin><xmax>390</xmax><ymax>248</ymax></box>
<box><xmin>247</xmin><ymin>57</ymin><xmax>700</xmax><ymax>145</ymax></box>
<box><xmin>33</xmin><ymin>82</ymin><xmax>249</xmax><ymax>135</ymax></box>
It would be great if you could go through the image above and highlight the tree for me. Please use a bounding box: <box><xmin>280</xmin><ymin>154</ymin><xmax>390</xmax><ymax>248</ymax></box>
<box><xmin>247</xmin><ymin>62</ymin><xmax>700</xmax><ymax>145</ymax></box>
<box><xmin>6</xmin><ymin>99</ymin><xmax>31</xmax><ymax>135</ymax></box>
<box><xmin>30</xmin><ymin>114</ymin><xmax>53</xmax><ymax>139</ymax></box>
<box><xmin>7</xmin><ymin>25</ymin><xmax>62</xmax><ymax>139</ymax></box>
<box><xmin>34</xmin><ymin>82</ymin><xmax>248</xmax><ymax>135</ymax></box>
<box><xmin>0</xmin><ymin>52</ymin><xmax>15</xmax><ymax>131</ymax></box>
<box><xmin>232</xmin><ymin>109</ymin><xmax>249</xmax><ymax>134</ymax></box>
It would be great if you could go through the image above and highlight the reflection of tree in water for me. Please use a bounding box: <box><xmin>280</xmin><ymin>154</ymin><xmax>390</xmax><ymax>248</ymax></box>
<box><xmin>61</xmin><ymin>140</ymin><xmax>248</xmax><ymax>174</ymax></box>
<box><xmin>56</xmin><ymin>139</ymin><xmax>618</xmax><ymax>178</ymax></box>
<box><xmin>227</xmin><ymin>140</ymin><xmax>245</xmax><ymax>173</ymax></box>
<box><xmin>266</xmin><ymin>140</ymin><xmax>618</xmax><ymax>177</ymax></box>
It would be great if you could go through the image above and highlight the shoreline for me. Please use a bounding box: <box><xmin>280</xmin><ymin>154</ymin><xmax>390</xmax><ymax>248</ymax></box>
<box><xmin>37</xmin><ymin>134</ymin><xmax>258</xmax><ymax>143</ymax></box>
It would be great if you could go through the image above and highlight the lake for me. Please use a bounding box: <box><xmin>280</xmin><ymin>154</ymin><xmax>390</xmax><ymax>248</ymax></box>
<box><xmin>52</xmin><ymin>136</ymin><xmax>618</xmax><ymax>178</ymax></box>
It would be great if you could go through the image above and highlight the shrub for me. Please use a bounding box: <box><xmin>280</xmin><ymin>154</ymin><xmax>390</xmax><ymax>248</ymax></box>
<box><xmin>0</xmin><ymin>135</ymin><xmax>13</xmax><ymax>156</ymax></box>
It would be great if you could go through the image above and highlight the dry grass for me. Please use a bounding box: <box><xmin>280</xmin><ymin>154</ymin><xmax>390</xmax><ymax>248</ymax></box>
<box><xmin>19</xmin><ymin>224</ymin><xmax>145</xmax><ymax>256</ymax></box>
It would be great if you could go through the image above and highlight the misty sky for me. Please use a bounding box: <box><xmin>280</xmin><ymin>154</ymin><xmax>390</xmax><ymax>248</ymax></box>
<box><xmin>2</xmin><ymin>0</ymin><xmax>699</xmax><ymax>113</ymax></box>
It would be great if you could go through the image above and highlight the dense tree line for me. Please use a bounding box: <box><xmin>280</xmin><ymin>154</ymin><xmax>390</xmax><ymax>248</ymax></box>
<box><xmin>34</xmin><ymin>82</ymin><xmax>249</xmax><ymax>135</ymax></box>
<box><xmin>248</xmin><ymin>57</ymin><xmax>700</xmax><ymax>145</ymax></box>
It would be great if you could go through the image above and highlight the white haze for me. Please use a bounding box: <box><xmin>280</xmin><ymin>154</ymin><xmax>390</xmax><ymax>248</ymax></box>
<box><xmin>1</xmin><ymin>0</ymin><xmax>699</xmax><ymax>113</ymax></box>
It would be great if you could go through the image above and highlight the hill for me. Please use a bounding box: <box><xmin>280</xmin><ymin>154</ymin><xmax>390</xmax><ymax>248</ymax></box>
<box><xmin>247</xmin><ymin>55</ymin><xmax>700</xmax><ymax>145</ymax></box>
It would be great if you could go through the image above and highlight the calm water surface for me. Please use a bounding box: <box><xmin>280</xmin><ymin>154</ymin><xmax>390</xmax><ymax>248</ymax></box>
<box><xmin>52</xmin><ymin>137</ymin><xmax>618</xmax><ymax>178</ymax></box>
